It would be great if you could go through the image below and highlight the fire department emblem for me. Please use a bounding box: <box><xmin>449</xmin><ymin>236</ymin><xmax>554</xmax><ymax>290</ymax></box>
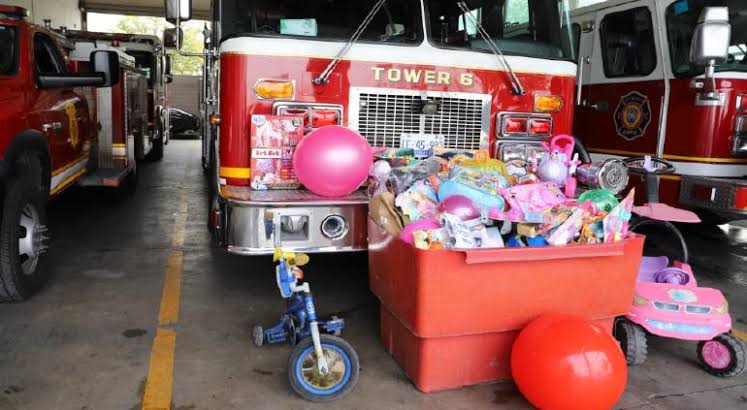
<box><xmin>614</xmin><ymin>91</ymin><xmax>651</xmax><ymax>141</ymax></box>
<box><xmin>65</xmin><ymin>102</ymin><xmax>79</xmax><ymax>148</ymax></box>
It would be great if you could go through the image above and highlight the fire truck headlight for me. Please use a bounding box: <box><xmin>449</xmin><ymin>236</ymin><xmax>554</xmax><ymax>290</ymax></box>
<box><xmin>255</xmin><ymin>79</ymin><xmax>295</xmax><ymax>100</ymax></box>
<box><xmin>736</xmin><ymin>115</ymin><xmax>747</xmax><ymax>136</ymax></box>
<box><xmin>534</xmin><ymin>95</ymin><xmax>563</xmax><ymax>113</ymax></box>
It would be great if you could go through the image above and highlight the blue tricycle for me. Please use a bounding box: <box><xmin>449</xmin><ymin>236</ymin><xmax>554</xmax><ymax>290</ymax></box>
<box><xmin>252</xmin><ymin>248</ymin><xmax>359</xmax><ymax>402</ymax></box>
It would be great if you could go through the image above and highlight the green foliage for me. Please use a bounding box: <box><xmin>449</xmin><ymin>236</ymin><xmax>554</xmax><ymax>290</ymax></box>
<box><xmin>114</xmin><ymin>16</ymin><xmax>205</xmax><ymax>76</ymax></box>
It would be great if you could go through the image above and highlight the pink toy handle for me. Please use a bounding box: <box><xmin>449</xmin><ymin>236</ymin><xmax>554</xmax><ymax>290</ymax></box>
<box><xmin>550</xmin><ymin>135</ymin><xmax>575</xmax><ymax>159</ymax></box>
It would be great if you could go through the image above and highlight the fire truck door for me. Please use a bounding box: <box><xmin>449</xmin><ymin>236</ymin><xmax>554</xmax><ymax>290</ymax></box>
<box><xmin>580</xmin><ymin>1</ymin><xmax>665</xmax><ymax>158</ymax></box>
<box><xmin>32</xmin><ymin>33</ymin><xmax>87</xmax><ymax>190</ymax></box>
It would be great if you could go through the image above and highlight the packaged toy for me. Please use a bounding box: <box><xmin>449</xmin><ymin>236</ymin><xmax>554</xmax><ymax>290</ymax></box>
<box><xmin>250</xmin><ymin>115</ymin><xmax>304</xmax><ymax>190</ymax></box>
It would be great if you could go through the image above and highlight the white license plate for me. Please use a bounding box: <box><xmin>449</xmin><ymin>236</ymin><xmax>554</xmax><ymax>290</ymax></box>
<box><xmin>400</xmin><ymin>134</ymin><xmax>445</xmax><ymax>158</ymax></box>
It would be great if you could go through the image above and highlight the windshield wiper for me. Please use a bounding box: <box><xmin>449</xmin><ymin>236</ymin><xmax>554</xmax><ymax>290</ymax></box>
<box><xmin>457</xmin><ymin>1</ymin><xmax>525</xmax><ymax>95</ymax></box>
<box><xmin>313</xmin><ymin>0</ymin><xmax>389</xmax><ymax>85</ymax></box>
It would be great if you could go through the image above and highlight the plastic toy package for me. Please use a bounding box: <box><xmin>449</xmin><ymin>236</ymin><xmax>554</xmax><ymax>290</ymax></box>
<box><xmin>368</xmin><ymin>141</ymin><xmax>636</xmax><ymax>250</ymax></box>
<box><xmin>250</xmin><ymin>115</ymin><xmax>305</xmax><ymax>190</ymax></box>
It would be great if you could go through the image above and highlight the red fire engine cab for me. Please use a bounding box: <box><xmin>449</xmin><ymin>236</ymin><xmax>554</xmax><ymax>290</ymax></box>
<box><xmin>573</xmin><ymin>0</ymin><xmax>747</xmax><ymax>223</ymax></box>
<box><xmin>168</xmin><ymin>0</ymin><xmax>579</xmax><ymax>254</ymax></box>
<box><xmin>0</xmin><ymin>6</ymin><xmax>124</xmax><ymax>300</ymax></box>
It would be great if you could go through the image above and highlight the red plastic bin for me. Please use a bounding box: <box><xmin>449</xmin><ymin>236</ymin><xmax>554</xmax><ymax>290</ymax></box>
<box><xmin>380</xmin><ymin>305</ymin><xmax>614</xmax><ymax>393</ymax></box>
<box><xmin>368</xmin><ymin>218</ymin><xmax>643</xmax><ymax>392</ymax></box>
<box><xmin>368</xmin><ymin>218</ymin><xmax>644</xmax><ymax>338</ymax></box>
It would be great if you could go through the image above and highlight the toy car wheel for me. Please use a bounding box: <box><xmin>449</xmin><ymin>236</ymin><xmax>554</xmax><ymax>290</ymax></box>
<box><xmin>288</xmin><ymin>335</ymin><xmax>359</xmax><ymax>402</ymax></box>
<box><xmin>697</xmin><ymin>333</ymin><xmax>745</xmax><ymax>378</ymax></box>
<box><xmin>252</xmin><ymin>325</ymin><xmax>264</xmax><ymax>347</ymax></box>
<box><xmin>614</xmin><ymin>319</ymin><xmax>648</xmax><ymax>365</ymax></box>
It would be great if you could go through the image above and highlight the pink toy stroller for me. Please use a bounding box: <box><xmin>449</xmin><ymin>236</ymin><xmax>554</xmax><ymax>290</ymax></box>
<box><xmin>614</xmin><ymin>156</ymin><xmax>745</xmax><ymax>378</ymax></box>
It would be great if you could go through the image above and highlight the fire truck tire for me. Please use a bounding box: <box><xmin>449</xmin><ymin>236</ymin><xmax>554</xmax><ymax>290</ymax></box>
<box><xmin>0</xmin><ymin>154</ymin><xmax>49</xmax><ymax>301</ymax></box>
<box><xmin>147</xmin><ymin>137</ymin><xmax>164</xmax><ymax>161</ymax></box>
<box><xmin>695</xmin><ymin>210</ymin><xmax>736</xmax><ymax>227</ymax></box>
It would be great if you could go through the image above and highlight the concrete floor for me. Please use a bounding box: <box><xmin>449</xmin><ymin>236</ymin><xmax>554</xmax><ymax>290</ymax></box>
<box><xmin>0</xmin><ymin>140</ymin><xmax>745</xmax><ymax>410</ymax></box>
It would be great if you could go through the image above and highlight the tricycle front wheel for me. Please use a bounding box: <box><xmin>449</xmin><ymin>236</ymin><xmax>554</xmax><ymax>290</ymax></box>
<box><xmin>288</xmin><ymin>334</ymin><xmax>359</xmax><ymax>402</ymax></box>
<box><xmin>697</xmin><ymin>333</ymin><xmax>745</xmax><ymax>378</ymax></box>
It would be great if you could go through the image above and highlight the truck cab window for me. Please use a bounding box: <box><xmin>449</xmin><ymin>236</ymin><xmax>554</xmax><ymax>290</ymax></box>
<box><xmin>429</xmin><ymin>0</ymin><xmax>575</xmax><ymax>61</ymax></box>
<box><xmin>600</xmin><ymin>7</ymin><xmax>656</xmax><ymax>78</ymax></box>
<box><xmin>221</xmin><ymin>0</ymin><xmax>423</xmax><ymax>44</ymax></box>
<box><xmin>666</xmin><ymin>0</ymin><xmax>747</xmax><ymax>77</ymax></box>
<box><xmin>0</xmin><ymin>25</ymin><xmax>18</xmax><ymax>75</ymax></box>
<box><xmin>34</xmin><ymin>34</ymin><xmax>65</xmax><ymax>75</ymax></box>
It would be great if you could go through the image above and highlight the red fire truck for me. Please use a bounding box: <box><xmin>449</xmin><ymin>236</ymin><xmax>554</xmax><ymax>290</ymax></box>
<box><xmin>167</xmin><ymin>0</ymin><xmax>579</xmax><ymax>254</ymax></box>
<box><xmin>573</xmin><ymin>0</ymin><xmax>747</xmax><ymax>223</ymax></box>
<box><xmin>0</xmin><ymin>5</ymin><xmax>133</xmax><ymax>300</ymax></box>
<box><xmin>63</xmin><ymin>30</ymin><xmax>172</xmax><ymax>161</ymax></box>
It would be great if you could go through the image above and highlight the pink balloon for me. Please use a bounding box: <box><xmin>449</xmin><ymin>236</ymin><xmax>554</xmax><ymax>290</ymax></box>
<box><xmin>438</xmin><ymin>195</ymin><xmax>480</xmax><ymax>220</ymax></box>
<box><xmin>293</xmin><ymin>126</ymin><xmax>374</xmax><ymax>197</ymax></box>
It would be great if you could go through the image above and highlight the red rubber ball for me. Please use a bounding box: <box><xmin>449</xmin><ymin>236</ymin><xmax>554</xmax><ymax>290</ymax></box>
<box><xmin>511</xmin><ymin>314</ymin><xmax>628</xmax><ymax>410</ymax></box>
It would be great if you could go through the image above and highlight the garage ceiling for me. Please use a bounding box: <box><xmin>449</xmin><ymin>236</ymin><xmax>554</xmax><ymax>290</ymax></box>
<box><xmin>81</xmin><ymin>0</ymin><xmax>211</xmax><ymax>20</ymax></box>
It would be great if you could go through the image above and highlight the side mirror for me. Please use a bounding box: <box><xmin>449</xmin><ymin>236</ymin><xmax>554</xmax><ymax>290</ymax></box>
<box><xmin>165</xmin><ymin>0</ymin><xmax>192</xmax><ymax>24</ymax></box>
<box><xmin>689</xmin><ymin>7</ymin><xmax>731</xmax><ymax>71</ymax></box>
<box><xmin>91</xmin><ymin>50</ymin><xmax>120</xmax><ymax>87</ymax></box>
<box><xmin>163</xmin><ymin>27</ymin><xmax>183</xmax><ymax>49</ymax></box>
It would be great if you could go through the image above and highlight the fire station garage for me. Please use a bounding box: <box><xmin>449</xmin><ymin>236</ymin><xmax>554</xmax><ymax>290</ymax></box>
<box><xmin>0</xmin><ymin>0</ymin><xmax>746</xmax><ymax>409</ymax></box>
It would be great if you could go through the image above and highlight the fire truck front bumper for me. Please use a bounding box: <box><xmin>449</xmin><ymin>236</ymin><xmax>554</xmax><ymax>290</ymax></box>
<box><xmin>215</xmin><ymin>187</ymin><xmax>369</xmax><ymax>255</ymax></box>
<box><xmin>679</xmin><ymin>176</ymin><xmax>747</xmax><ymax>218</ymax></box>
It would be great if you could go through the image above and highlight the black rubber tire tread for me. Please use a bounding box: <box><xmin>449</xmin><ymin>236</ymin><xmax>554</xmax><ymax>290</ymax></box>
<box><xmin>0</xmin><ymin>153</ymin><xmax>49</xmax><ymax>301</ymax></box>
<box><xmin>288</xmin><ymin>334</ymin><xmax>360</xmax><ymax>403</ymax></box>
<box><xmin>697</xmin><ymin>333</ymin><xmax>746</xmax><ymax>378</ymax></box>
<box><xmin>615</xmin><ymin>319</ymin><xmax>648</xmax><ymax>365</ymax></box>
<box><xmin>147</xmin><ymin>136</ymin><xmax>164</xmax><ymax>161</ymax></box>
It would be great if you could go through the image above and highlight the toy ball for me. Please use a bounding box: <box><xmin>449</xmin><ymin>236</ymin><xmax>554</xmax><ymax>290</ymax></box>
<box><xmin>437</xmin><ymin>195</ymin><xmax>480</xmax><ymax>221</ymax></box>
<box><xmin>294</xmin><ymin>126</ymin><xmax>374</xmax><ymax>197</ymax></box>
<box><xmin>511</xmin><ymin>314</ymin><xmax>627</xmax><ymax>410</ymax></box>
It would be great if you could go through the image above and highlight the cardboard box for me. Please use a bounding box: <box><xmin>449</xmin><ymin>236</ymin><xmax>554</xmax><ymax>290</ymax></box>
<box><xmin>250</xmin><ymin>115</ymin><xmax>304</xmax><ymax>190</ymax></box>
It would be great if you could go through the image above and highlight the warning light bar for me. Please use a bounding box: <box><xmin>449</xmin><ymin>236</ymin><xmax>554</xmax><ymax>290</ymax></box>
<box><xmin>0</xmin><ymin>5</ymin><xmax>29</xmax><ymax>19</ymax></box>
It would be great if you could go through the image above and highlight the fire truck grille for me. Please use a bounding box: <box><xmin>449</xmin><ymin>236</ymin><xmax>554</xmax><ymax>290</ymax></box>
<box><xmin>348</xmin><ymin>88</ymin><xmax>491</xmax><ymax>150</ymax></box>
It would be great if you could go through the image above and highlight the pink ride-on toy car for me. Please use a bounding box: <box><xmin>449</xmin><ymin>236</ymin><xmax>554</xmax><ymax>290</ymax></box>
<box><xmin>614</xmin><ymin>157</ymin><xmax>745</xmax><ymax>378</ymax></box>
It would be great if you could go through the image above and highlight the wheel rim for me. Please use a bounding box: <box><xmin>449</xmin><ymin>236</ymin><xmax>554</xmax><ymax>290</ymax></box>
<box><xmin>18</xmin><ymin>203</ymin><xmax>46</xmax><ymax>275</ymax></box>
<box><xmin>296</xmin><ymin>344</ymin><xmax>351</xmax><ymax>395</ymax></box>
<box><xmin>702</xmin><ymin>340</ymin><xmax>732</xmax><ymax>370</ymax></box>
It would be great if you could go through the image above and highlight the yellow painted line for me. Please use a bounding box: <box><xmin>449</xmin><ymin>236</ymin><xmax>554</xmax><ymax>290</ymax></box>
<box><xmin>171</xmin><ymin>201</ymin><xmax>188</xmax><ymax>248</ymax></box>
<box><xmin>141</xmin><ymin>328</ymin><xmax>176</xmax><ymax>410</ymax></box>
<box><xmin>50</xmin><ymin>168</ymin><xmax>87</xmax><ymax>196</ymax></box>
<box><xmin>142</xmin><ymin>196</ymin><xmax>188</xmax><ymax>410</ymax></box>
<box><xmin>158</xmin><ymin>251</ymin><xmax>183</xmax><ymax>326</ymax></box>
<box><xmin>734</xmin><ymin>328</ymin><xmax>747</xmax><ymax>342</ymax></box>
<box><xmin>219</xmin><ymin>166</ymin><xmax>251</xmax><ymax>179</ymax></box>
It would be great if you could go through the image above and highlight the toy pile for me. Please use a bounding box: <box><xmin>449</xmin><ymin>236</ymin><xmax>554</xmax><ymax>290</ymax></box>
<box><xmin>368</xmin><ymin>135</ymin><xmax>635</xmax><ymax>251</ymax></box>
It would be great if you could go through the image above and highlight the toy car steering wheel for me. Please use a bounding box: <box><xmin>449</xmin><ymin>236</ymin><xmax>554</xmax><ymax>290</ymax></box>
<box><xmin>623</xmin><ymin>157</ymin><xmax>676</xmax><ymax>176</ymax></box>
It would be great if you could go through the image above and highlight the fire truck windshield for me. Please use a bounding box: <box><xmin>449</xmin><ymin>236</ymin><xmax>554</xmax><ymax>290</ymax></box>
<box><xmin>0</xmin><ymin>25</ymin><xmax>18</xmax><ymax>75</ymax></box>
<box><xmin>220</xmin><ymin>0</ymin><xmax>423</xmax><ymax>44</ymax></box>
<box><xmin>428</xmin><ymin>0</ymin><xmax>576</xmax><ymax>61</ymax></box>
<box><xmin>666</xmin><ymin>0</ymin><xmax>747</xmax><ymax>77</ymax></box>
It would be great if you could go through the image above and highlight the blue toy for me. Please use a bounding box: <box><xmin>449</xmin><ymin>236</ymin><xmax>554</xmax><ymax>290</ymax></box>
<box><xmin>252</xmin><ymin>248</ymin><xmax>359</xmax><ymax>402</ymax></box>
